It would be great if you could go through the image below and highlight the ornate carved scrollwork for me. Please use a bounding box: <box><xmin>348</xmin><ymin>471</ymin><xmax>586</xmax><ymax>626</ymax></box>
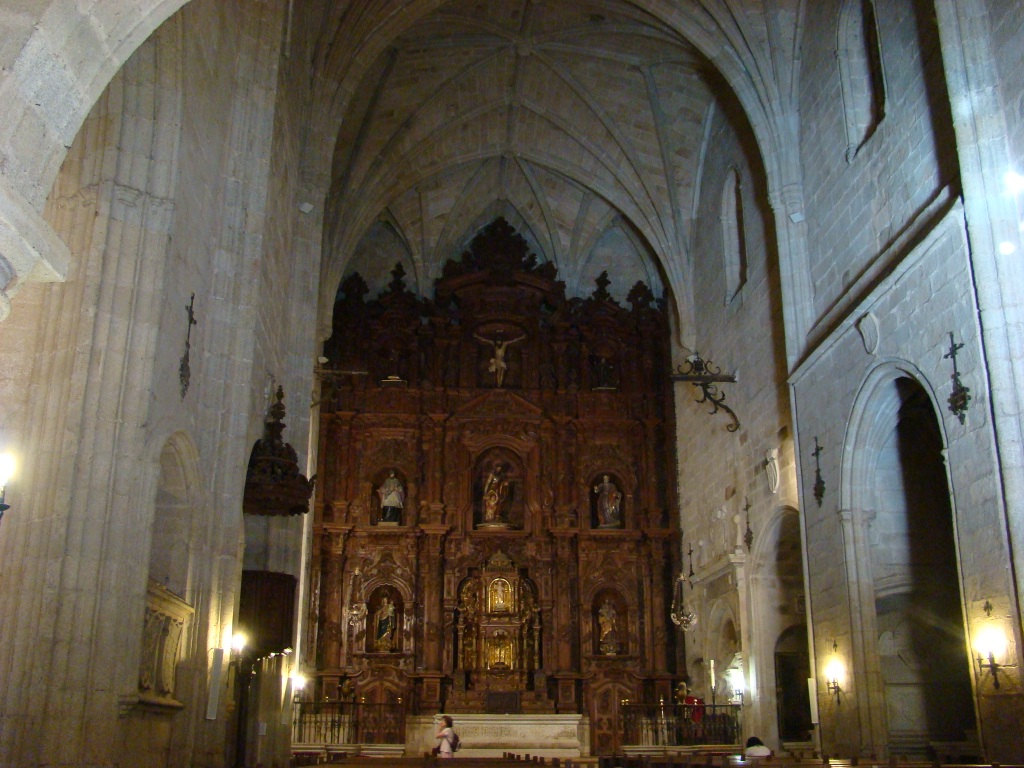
<box><xmin>670</xmin><ymin>352</ymin><xmax>740</xmax><ymax>432</ymax></box>
<box><xmin>136</xmin><ymin>580</ymin><xmax>194</xmax><ymax>710</ymax></box>
<box><xmin>313</xmin><ymin>218</ymin><xmax>679</xmax><ymax>712</ymax></box>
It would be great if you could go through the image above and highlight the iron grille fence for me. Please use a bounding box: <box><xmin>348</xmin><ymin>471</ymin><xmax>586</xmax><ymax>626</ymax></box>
<box><xmin>292</xmin><ymin>701</ymin><xmax>406</xmax><ymax>746</ymax></box>
<box><xmin>621</xmin><ymin>702</ymin><xmax>742</xmax><ymax>747</ymax></box>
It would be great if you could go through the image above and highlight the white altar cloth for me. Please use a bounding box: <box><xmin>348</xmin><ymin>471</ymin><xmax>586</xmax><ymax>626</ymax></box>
<box><xmin>408</xmin><ymin>713</ymin><xmax>590</xmax><ymax>758</ymax></box>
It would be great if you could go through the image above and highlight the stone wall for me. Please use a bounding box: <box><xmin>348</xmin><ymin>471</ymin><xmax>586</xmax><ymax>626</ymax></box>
<box><xmin>675</xmin><ymin>84</ymin><xmax>799</xmax><ymax>747</ymax></box>
<box><xmin>0</xmin><ymin>1</ymin><xmax>309</xmax><ymax>766</ymax></box>
<box><xmin>792</xmin><ymin>1</ymin><xmax>1024</xmax><ymax>759</ymax></box>
<box><xmin>800</xmin><ymin>0</ymin><xmax>959</xmax><ymax>332</ymax></box>
<box><xmin>791</xmin><ymin>204</ymin><xmax>1016</xmax><ymax>759</ymax></box>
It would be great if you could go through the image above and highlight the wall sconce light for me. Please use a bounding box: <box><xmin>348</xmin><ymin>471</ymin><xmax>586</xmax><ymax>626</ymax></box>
<box><xmin>231</xmin><ymin>632</ymin><xmax>248</xmax><ymax>656</ymax></box>
<box><xmin>823</xmin><ymin>644</ymin><xmax>844</xmax><ymax>705</ymax></box>
<box><xmin>290</xmin><ymin>671</ymin><xmax>307</xmax><ymax>700</ymax></box>
<box><xmin>727</xmin><ymin>667</ymin><xmax>745</xmax><ymax>705</ymax></box>
<box><xmin>974</xmin><ymin>617</ymin><xmax>1006</xmax><ymax>690</ymax></box>
<box><xmin>0</xmin><ymin>452</ymin><xmax>16</xmax><ymax>522</ymax></box>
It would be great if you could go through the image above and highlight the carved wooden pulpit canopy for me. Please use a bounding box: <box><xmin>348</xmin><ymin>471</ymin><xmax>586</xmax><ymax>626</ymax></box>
<box><xmin>309</xmin><ymin>218</ymin><xmax>680</xmax><ymax>752</ymax></box>
<box><xmin>243</xmin><ymin>386</ymin><xmax>315</xmax><ymax>517</ymax></box>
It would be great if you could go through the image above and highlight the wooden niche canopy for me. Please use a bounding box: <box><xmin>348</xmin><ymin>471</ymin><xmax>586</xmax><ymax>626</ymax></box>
<box><xmin>308</xmin><ymin>218</ymin><xmax>680</xmax><ymax>754</ymax></box>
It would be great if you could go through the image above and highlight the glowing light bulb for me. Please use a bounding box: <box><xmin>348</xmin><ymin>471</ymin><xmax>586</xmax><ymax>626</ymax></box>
<box><xmin>0</xmin><ymin>453</ymin><xmax>15</xmax><ymax>488</ymax></box>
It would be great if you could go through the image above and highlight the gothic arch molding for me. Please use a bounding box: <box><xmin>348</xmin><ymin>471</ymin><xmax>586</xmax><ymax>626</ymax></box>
<box><xmin>746</xmin><ymin>505</ymin><xmax>808</xmax><ymax>745</ymax></box>
<box><xmin>840</xmin><ymin>359</ymin><xmax>949</xmax><ymax>512</ymax></box>
<box><xmin>149</xmin><ymin>431</ymin><xmax>205</xmax><ymax>598</ymax></box>
<box><xmin>838</xmin><ymin>359</ymin><xmax>975</xmax><ymax>756</ymax></box>
<box><xmin>0</xmin><ymin>0</ymin><xmax>190</xmax><ymax>300</ymax></box>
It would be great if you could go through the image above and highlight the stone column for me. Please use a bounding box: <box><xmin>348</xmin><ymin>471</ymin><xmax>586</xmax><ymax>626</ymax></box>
<box><xmin>834</xmin><ymin>507</ymin><xmax>885</xmax><ymax>758</ymax></box>
<box><xmin>932</xmin><ymin>13</ymin><xmax>1024</xmax><ymax>758</ymax></box>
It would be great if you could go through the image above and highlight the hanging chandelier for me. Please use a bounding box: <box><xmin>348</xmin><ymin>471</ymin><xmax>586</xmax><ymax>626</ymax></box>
<box><xmin>670</xmin><ymin>544</ymin><xmax>698</xmax><ymax>631</ymax></box>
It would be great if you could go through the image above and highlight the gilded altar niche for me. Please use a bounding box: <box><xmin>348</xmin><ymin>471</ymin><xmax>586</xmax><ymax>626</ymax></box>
<box><xmin>308</xmin><ymin>218</ymin><xmax>680</xmax><ymax>743</ymax></box>
<box><xmin>455</xmin><ymin>552</ymin><xmax>540</xmax><ymax>691</ymax></box>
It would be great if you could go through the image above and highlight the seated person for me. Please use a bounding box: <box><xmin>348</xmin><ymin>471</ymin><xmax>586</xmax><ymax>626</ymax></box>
<box><xmin>744</xmin><ymin>736</ymin><xmax>772</xmax><ymax>758</ymax></box>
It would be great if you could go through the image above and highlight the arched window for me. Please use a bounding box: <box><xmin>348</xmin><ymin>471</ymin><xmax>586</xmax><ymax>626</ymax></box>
<box><xmin>721</xmin><ymin>168</ymin><xmax>746</xmax><ymax>304</ymax></box>
<box><xmin>838</xmin><ymin>0</ymin><xmax>886</xmax><ymax>160</ymax></box>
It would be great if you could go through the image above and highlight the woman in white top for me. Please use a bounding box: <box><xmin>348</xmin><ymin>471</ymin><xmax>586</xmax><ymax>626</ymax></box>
<box><xmin>435</xmin><ymin>715</ymin><xmax>455</xmax><ymax>758</ymax></box>
<box><xmin>744</xmin><ymin>736</ymin><xmax>771</xmax><ymax>757</ymax></box>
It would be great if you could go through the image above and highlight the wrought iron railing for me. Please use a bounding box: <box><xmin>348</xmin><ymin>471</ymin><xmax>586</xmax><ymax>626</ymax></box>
<box><xmin>292</xmin><ymin>701</ymin><xmax>406</xmax><ymax>746</ymax></box>
<box><xmin>621</xmin><ymin>702</ymin><xmax>742</xmax><ymax>747</ymax></box>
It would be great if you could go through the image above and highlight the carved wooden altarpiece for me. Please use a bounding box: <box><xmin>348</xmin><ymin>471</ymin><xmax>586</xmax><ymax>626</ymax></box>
<box><xmin>308</xmin><ymin>219</ymin><xmax>680</xmax><ymax>752</ymax></box>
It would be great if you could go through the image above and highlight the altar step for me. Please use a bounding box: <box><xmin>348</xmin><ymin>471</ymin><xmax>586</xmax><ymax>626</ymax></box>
<box><xmin>445</xmin><ymin>689</ymin><xmax>557</xmax><ymax>714</ymax></box>
<box><xmin>318</xmin><ymin>755</ymin><xmax>596</xmax><ymax>767</ymax></box>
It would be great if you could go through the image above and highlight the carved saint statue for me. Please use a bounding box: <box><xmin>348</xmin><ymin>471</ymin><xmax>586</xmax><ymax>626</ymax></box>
<box><xmin>765</xmin><ymin>448</ymin><xmax>780</xmax><ymax>494</ymax></box>
<box><xmin>593</xmin><ymin>475</ymin><xmax>622</xmax><ymax>527</ymax></box>
<box><xmin>474</xmin><ymin>331</ymin><xmax>526</xmax><ymax>387</ymax></box>
<box><xmin>374</xmin><ymin>596</ymin><xmax>397</xmax><ymax>652</ymax></box>
<box><xmin>490</xmin><ymin>579</ymin><xmax>510</xmax><ymax>612</ymax></box>
<box><xmin>377</xmin><ymin>470</ymin><xmax>405</xmax><ymax>523</ymax></box>
<box><xmin>481</xmin><ymin>463</ymin><xmax>511</xmax><ymax>524</ymax></box>
<box><xmin>598</xmin><ymin>601</ymin><xmax>620</xmax><ymax>654</ymax></box>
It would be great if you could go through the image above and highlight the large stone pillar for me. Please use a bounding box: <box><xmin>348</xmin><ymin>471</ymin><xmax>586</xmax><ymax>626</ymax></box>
<box><xmin>933</xmin><ymin>5</ymin><xmax>1024</xmax><ymax>758</ymax></box>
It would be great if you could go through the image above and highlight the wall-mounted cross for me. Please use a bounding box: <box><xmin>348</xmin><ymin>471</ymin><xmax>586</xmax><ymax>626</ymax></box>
<box><xmin>812</xmin><ymin>437</ymin><xmax>825</xmax><ymax>507</ymax></box>
<box><xmin>179</xmin><ymin>292</ymin><xmax>197</xmax><ymax>399</ymax></box>
<box><xmin>943</xmin><ymin>331</ymin><xmax>971</xmax><ymax>424</ymax></box>
<box><xmin>743</xmin><ymin>497</ymin><xmax>753</xmax><ymax>551</ymax></box>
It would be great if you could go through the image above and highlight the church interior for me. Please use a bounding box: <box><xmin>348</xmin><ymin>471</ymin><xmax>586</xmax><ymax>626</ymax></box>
<box><xmin>0</xmin><ymin>1</ymin><xmax>1023</xmax><ymax>766</ymax></box>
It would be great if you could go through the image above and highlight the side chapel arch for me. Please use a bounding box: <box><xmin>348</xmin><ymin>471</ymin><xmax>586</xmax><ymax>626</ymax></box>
<box><xmin>138</xmin><ymin>431</ymin><xmax>202</xmax><ymax>713</ymax></box>
<box><xmin>748</xmin><ymin>505</ymin><xmax>812</xmax><ymax>745</ymax></box>
<box><xmin>841</xmin><ymin>362</ymin><xmax>976</xmax><ymax>755</ymax></box>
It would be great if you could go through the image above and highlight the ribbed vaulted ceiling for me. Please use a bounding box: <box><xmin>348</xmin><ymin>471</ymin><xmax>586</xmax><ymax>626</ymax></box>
<box><xmin>316</xmin><ymin>0</ymin><xmax>729</xmax><ymax>306</ymax></box>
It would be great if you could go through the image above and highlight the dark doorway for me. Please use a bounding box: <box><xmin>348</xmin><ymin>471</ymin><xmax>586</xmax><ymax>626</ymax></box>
<box><xmin>871</xmin><ymin>378</ymin><xmax>976</xmax><ymax>748</ymax></box>
<box><xmin>775</xmin><ymin>624</ymin><xmax>813</xmax><ymax>742</ymax></box>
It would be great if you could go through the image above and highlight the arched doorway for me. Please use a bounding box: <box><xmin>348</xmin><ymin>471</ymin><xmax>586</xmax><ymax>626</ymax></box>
<box><xmin>774</xmin><ymin>625</ymin><xmax>813</xmax><ymax>743</ymax></box>
<box><xmin>870</xmin><ymin>378</ymin><xmax>974</xmax><ymax>752</ymax></box>
<box><xmin>850</xmin><ymin>373</ymin><xmax>976</xmax><ymax>755</ymax></box>
<box><xmin>750</xmin><ymin>508</ymin><xmax>811</xmax><ymax>748</ymax></box>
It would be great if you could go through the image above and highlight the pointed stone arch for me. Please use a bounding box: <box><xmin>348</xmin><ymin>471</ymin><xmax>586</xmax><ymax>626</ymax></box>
<box><xmin>150</xmin><ymin>431</ymin><xmax>204</xmax><ymax>598</ymax></box>
<box><xmin>748</xmin><ymin>505</ymin><xmax>811</xmax><ymax>747</ymax></box>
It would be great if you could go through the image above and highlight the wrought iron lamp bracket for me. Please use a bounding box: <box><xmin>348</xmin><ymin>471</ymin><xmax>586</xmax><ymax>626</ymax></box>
<box><xmin>670</xmin><ymin>353</ymin><xmax>741</xmax><ymax>432</ymax></box>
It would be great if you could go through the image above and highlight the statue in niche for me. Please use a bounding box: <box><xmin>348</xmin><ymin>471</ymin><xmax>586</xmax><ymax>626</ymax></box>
<box><xmin>598</xmin><ymin>601</ymin><xmax>620</xmax><ymax>655</ymax></box>
<box><xmin>373</xmin><ymin>596</ymin><xmax>397</xmax><ymax>652</ymax></box>
<box><xmin>490</xmin><ymin>579</ymin><xmax>511</xmax><ymax>612</ymax></box>
<box><xmin>489</xmin><ymin>629</ymin><xmax>513</xmax><ymax>669</ymax></box>
<box><xmin>592</xmin><ymin>355</ymin><xmax>617</xmax><ymax>389</ymax></box>
<box><xmin>339</xmin><ymin>678</ymin><xmax>355</xmax><ymax>701</ymax></box>
<box><xmin>481</xmin><ymin>463</ymin><xmax>511</xmax><ymax>526</ymax></box>
<box><xmin>765</xmin><ymin>448</ymin><xmax>780</xmax><ymax>494</ymax></box>
<box><xmin>376</xmin><ymin>470</ymin><xmax>405</xmax><ymax>524</ymax></box>
<box><xmin>593</xmin><ymin>475</ymin><xmax>622</xmax><ymax>527</ymax></box>
<box><xmin>474</xmin><ymin>331</ymin><xmax>526</xmax><ymax>387</ymax></box>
